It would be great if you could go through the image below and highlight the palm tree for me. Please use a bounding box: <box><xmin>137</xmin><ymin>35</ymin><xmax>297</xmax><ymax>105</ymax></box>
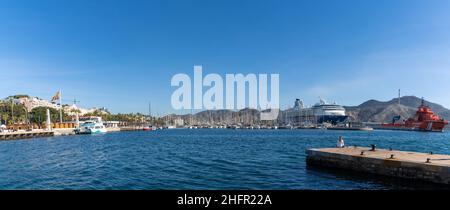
<box><xmin>0</xmin><ymin>101</ymin><xmax>27</xmax><ymax>124</ymax></box>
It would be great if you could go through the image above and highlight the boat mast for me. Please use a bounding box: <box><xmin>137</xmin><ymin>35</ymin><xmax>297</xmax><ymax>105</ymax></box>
<box><xmin>148</xmin><ymin>101</ymin><xmax>152</xmax><ymax>125</ymax></box>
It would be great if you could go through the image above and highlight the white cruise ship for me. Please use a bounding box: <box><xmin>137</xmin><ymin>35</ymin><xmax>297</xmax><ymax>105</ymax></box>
<box><xmin>284</xmin><ymin>98</ymin><xmax>348</xmax><ymax>125</ymax></box>
<box><xmin>311</xmin><ymin>98</ymin><xmax>347</xmax><ymax>123</ymax></box>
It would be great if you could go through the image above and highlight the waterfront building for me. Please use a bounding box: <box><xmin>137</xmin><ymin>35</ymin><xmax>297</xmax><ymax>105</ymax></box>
<box><xmin>63</xmin><ymin>104</ymin><xmax>107</xmax><ymax>116</ymax></box>
<box><xmin>15</xmin><ymin>96</ymin><xmax>59</xmax><ymax>111</ymax></box>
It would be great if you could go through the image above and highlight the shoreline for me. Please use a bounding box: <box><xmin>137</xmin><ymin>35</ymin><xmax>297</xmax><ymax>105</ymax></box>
<box><xmin>0</xmin><ymin>127</ymin><xmax>447</xmax><ymax>141</ymax></box>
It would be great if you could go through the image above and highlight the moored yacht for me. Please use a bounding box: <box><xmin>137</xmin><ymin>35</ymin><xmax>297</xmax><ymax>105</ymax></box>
<box><xmin>75</xmin><ymin>121</ymin><xmax>107</xmax><ymax>134</ymax></box>
<box><xmin>74</xmin><ymin>116</ymin><xmax>107</xmax><ymax>134</ymax></box>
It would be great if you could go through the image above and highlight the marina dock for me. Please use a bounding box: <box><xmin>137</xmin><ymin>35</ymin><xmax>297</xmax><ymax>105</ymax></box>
<box><xmin>0</xmin><ymin>131</ymin><xmax>54</xmax><ymax>140</ymax></box>
<box><xmin>306</xmin><ymin>147</ymin><xmax>450</xmax><ymax>185</ymax></box>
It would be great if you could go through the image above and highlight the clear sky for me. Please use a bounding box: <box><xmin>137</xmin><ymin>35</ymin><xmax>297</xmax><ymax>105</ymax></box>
<box><xmin>1</xmin><ymin>0</ymin><xmax>450</xmax><ymax>114</ymax></box>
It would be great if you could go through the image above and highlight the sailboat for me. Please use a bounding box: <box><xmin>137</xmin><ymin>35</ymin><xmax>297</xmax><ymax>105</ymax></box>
<box><xmin>143</xmin><ymin>102</ymin><xmax>153</xmax><ymax>131</ymax></box>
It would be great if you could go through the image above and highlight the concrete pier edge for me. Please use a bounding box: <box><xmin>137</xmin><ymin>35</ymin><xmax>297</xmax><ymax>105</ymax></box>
<box><xmin>306</xmin><ymin>147</ymin><xmax>450</xmax><ymax>185</ymax></box>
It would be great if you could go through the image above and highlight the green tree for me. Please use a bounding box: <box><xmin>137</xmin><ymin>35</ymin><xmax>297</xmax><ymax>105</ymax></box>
<box><xmin>0</xmin><ymin>101</ymin><xmax>28</xmax><ymax>124</ymax></box>
<box><xmin>30</xmin><ymin>107</ymin><xmax>64</xmax><ymax>124</ymax></box>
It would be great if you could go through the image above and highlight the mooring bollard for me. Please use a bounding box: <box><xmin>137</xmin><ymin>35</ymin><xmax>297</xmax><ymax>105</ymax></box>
<box><xmin>426</xmin><ymin>158</ymin><xmax>431</xmax><ymax>163</ymax></box>
<box><xmin>390</xmin><ymin>154</ymin><xmax>395</xmax><ymax>159</ymax></box>
<box><xmin>370</xmin><ymin>144</ymin><xmax>376</xmax><ymax>151</ymax></box>
<box><xmin>430</xmin><ymin>152</ymin><xmax>433</xmax><ymax>155</ymax></box>
<box><xmin>360</xmin><ymin>151</ymin><xmax>364</xmax><ymax>155</ymax></box>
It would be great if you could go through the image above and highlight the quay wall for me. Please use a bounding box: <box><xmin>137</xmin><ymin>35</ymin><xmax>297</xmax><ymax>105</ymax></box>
<box><xmin>306</xmin><ymin>148</ymin><xmax>450</xmax><ymax>185</ymax></box>
<box><xmin>0</xmin><ymin>131</ymin><xmax>54</xmax><ymax>140</ymax></box>
<box><xmin>53</xmin><ymin>128</ymin><xmax>75</xmax><ymax>136</ymax></box>
<box><xmin>107</xmin><ymin>127</ymin><xmax>121</xmax><ymax>132</ymax></box>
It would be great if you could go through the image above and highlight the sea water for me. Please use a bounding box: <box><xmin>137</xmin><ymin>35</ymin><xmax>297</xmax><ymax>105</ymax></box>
<box><xmin>0</xmin><ymin>129</ymin><xmax>449</xmax><ymax>189</ymax></box>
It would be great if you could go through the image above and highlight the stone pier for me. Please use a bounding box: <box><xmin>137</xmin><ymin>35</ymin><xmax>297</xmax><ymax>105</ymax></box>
<box><xmin>306</xmin><ymin>147</ymin><xmax>450</xmax><ymax>185</ymax></box>
<box><xmin>0</xmin><ymin>131</ymin><xmax>54</xmax><ymax>140</ymax></box>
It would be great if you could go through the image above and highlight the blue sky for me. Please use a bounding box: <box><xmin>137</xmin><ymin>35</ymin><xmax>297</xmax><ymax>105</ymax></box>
<box><xmin>1</xmin><ymin>0</ymin><xmax>450</xmax><ymax>114</ymax></box>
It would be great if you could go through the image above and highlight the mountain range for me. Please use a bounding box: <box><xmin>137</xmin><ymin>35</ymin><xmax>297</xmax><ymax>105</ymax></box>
<box><xmin>345</xmin><ymin>96</ymin><xmax>450</xmax><ymax>123</ymax></box>
<box><xmin>166</xmin><ymin>96</ymin><xmax>450</xmax><ymax>124</ymax></box>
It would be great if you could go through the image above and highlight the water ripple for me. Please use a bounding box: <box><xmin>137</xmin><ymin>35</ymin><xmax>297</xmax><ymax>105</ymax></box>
<box><xmin>0</xmin><ymin>129</ymin><xmax>449</xmax><ymax>189</ymax></box>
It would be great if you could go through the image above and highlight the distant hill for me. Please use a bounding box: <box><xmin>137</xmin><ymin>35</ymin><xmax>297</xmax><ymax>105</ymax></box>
<box><xmin>165</xmin><ymin>96</ymin><xmax>450</xmax><ymax>125</ymax></box>
<box><xmin>345</xmin><ymin>96</ymin><xmax>450</xmax><ymax>123</ymax></box>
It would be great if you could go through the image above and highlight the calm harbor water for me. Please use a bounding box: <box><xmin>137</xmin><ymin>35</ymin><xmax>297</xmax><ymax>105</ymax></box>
<box><xmin>0</xmin><ymin>129</ymin><xmax>449</xmax><ymax>190</ymax></box>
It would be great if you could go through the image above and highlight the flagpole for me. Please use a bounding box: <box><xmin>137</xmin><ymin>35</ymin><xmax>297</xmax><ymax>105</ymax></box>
<box><xmin>59</xmin><ymin>89</ymin><xmax>63</xmax><ymax>123</ymax></box>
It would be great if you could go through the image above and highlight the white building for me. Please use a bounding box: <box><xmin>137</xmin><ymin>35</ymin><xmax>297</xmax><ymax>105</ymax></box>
<box><xmin>63</xmin><ymin>104</ymin><xmax>106</xmax><ymax>116</ymax></box>
<box><xmin>10</xmin><ymin>96</ymin><xmax>108</xmax><ymax>117</ymax></box>
<box><xmin>14</xmin><ymin>97</ymin><xmax>59</xmax><ymax>111</ymax></box>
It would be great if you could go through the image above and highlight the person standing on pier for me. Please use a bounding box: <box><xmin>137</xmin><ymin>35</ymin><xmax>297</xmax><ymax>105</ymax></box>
<box><xmin>337</xmin><ymin>136</ymin><xmax>345</xmax><ymax>148</ymax></box>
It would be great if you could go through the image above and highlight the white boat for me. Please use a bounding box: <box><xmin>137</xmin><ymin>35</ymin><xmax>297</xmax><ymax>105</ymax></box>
<box><xmin>143</xmin><ymin>126</ymin><xmax>151</xmax><ymax>131</ymax></box>
<box><xmin>75</xmin><ymin>121</ymin><xmax>107</xmax><ymax>134</ymax></box>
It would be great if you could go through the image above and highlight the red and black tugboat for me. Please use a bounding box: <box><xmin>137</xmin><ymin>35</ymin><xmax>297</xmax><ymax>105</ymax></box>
<box><xmin>382</xmin><ymin>98</ymin><xmax>448</xmax><ymax>132</ymax></box>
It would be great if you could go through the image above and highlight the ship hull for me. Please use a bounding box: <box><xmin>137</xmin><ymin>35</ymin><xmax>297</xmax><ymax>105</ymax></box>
<box><xmin>380</xmin><ymin>121</ymin><xmax>447</xmax><ymax>132</ymax></box>
<box><xmin>378</xmin><ymin>126</ymin><xmax>445</xmax><ymax>132</ymax></box>
<box><xmin>317</xmin><ymin>115</ymin><xmax>348</xmax><ymax>124</ymax></box>
<box><xmin>408</xmin><ymin>121</ymin><xmax>447</xmax><ymax>132</ymax></box>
